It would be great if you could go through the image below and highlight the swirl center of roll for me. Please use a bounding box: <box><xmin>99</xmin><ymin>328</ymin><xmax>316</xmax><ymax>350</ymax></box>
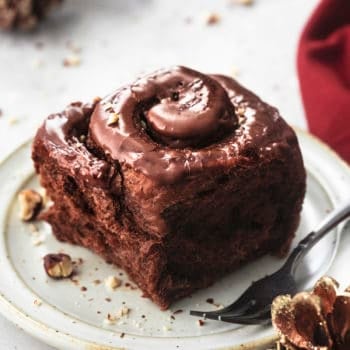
<box><xmin>143</xmin><ymin>67</ymin><xmax>237</xmax><ymax>148</ymax></box>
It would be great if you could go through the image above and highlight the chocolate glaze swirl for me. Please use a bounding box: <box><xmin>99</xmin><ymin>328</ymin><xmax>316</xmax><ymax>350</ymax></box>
<box><xmin>38</xmin><ymin>66</ymin><xmax>297</xmax><ymax>185</ymax></box>
<box><xmin>91</xmin><ymin>66</ymin><xmax>237</xmax><ymax>149</ymax></box>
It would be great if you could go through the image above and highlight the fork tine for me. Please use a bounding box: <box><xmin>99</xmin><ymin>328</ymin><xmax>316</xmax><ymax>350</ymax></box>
<box><xmin>189</xmin><ymin>298</ymin><xmax>252</xmax><ymax>319</ymax></box>
<box><xmin>219</xmin><ymin>311</ymin><xmax>271</xmax><ymax>325</ymax></box>
<box><xmin>193</xmin><ymin>304</ymin><xmax>271</xmax><ymax>324</ymax></box>
<box><xmin>189</xmin><ymin>284</ymin><xmax>258</xmax><ymax>319</ymax></box>
<box><xmin>189</xmin><ymin>301</ymin><xmax>251</xmax><ymax>319</ymax></box>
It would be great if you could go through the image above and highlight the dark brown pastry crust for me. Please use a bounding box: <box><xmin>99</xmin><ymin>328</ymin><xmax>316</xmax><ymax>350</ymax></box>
<box><xmin>0</xmin><ymin>0</ymin><xmax>62</xmax><ymax>30</ymax></box>
<box><xmin>32</xmin><ymin>66</ymin><xmax>306</xmax><ymax>309</ymax></box>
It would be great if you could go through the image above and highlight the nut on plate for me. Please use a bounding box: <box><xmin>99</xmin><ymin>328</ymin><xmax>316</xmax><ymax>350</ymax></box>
<box><xmin>18</xmin><ymin>189</ymin><xmax>43</xmax><ymax>221</ymax></box>
<box><xmin>105</xmin><ymin>275</ymin><xmax>121</xmax><ymax>290</ymax></box>
<box><xmin>272</xmin><ymin>276</ymin><xmax>350</xmax><ymax>350</ymax></box>
<box><xmin>43</xmin><ymin>253</ymin><xmax>74</xmax><ymax>279</ymax></box>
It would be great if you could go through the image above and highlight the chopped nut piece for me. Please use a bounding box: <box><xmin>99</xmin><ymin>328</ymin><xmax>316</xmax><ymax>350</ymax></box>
<box><xmin>107</xmin><ymin>113</ymin><xmax>120</xmax><ymax>126</ymax></box>
<box><xmin>43</xmin><ymin>253</ymin><xmax>74</xmax><ymax>279</ymax></box>
<box><xmin>8</xmin><ymin>117</ymin><xmax>18</xmax><ymax>125</ymax></box>
<box><xmin>197</xmin><ymin>319</ymin><xmax>205</xmax><ymax>326</ymax></box>
<box><xmin>119</xmin><ymin>306</ymin><xmax>130</xmax><ymax>317</ymax></box>
<box><xmin>32</xmin><ymin>236</ymin><xmax>44</xmax><ymax>246</ymax></box>
<box><xmin>63</xmin><ymin>54</ymin><xmax>81</xmax><ymax>67</ymax></box>
<box><xmin>34</xmin><ymin>299</ymin><xmax>42</xmax><ymax>306</ymax></box>
<box><xmin>29</xmin><ymin>223</ymin><xmax>40</xmax><ymax>236</ymax></box>
<box><xmin>105</xmin><ymin>275</ymin><xmax>122</xmax><ymax>290</ymax></box>
<box><xmin>113</xmin><ymin>306</ymin><xmax>130</xmax><ymax>319</ymax></box>
<box><xmin>204</xmin><ymin>12</ymin><xmax>221</xmax><ymax>25</ymax></box>
<box><xmin>103</xmin><ymin>313</ymin><xmax>117</xmax><ymax>325</ymax></box>
<box><xmin>18</xmin><ymin>189</ymin><xmax>43</xmax><ymax>221</ymax></box>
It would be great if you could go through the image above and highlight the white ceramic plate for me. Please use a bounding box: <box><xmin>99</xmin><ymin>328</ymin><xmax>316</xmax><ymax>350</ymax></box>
<box><xmin>0</xmin><ymin>130</ymin><xmax>349</xmax><ymax>350</ymax></box>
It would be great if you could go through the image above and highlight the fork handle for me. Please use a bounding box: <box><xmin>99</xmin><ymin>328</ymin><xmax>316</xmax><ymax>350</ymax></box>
<box><xmin>284</xmin><ymin>201</ymin><xmax>350</xmax><ymax>275</ymax></box>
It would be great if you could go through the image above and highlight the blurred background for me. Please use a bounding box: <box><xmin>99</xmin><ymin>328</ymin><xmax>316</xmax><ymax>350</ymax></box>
<box><xmin>0</xmin><ymin>0</ymin><xmax>321</xmax><ymax>348</ymax></box>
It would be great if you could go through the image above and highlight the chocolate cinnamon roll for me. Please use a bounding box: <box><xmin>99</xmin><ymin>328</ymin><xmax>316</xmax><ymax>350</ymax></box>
<box><xmin>33</xmin><ymin>66</ymin><xmax>306</xmax><ymax>309</ymax></box>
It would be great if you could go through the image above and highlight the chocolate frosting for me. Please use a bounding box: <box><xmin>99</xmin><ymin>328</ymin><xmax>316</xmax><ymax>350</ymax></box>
<box><xmin>38</xmin><ymin>66</ymin><xmax>296</xmax><ymax>184</ymax></box>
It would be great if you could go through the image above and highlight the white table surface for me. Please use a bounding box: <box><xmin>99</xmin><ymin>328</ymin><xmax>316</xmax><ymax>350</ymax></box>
<box><xmin>0</xmin><ymin>0</ymin><xmax>319</xmax><ymax>349</ymax></box>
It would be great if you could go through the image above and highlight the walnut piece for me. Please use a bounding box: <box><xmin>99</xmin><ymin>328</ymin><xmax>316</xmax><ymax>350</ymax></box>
<box><xmin>43</xmin><ymin>253</ymin><xmax>73</xmax><ymax>279</ymax></box>
<box><xmin>272</xmin><ymin>276</ymin><xmax>350</xmax><ymax>350</ymax></box>
<box><xmin>105</xmin><ymin>276</ymin><xmax>121</xmax><ymax>290</ymax></box>
<box><xmin>204</xmin><ymin>12</ymin><xmax>220</xmax><ymax>26</ymax></box>
<box><xmin>18</xmin><ymin>189</ymin><xmax>43</xmax><ymax>221</ymax></box>
<box><xmin>63</xmin><ymin>54</ymin><xmax>81</xmax><ymax>67</ymax></box>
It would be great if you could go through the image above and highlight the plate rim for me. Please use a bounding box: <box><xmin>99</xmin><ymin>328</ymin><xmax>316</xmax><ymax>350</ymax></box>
<box><xmin>0</xmin><ymin>129</ymin><xmax>349</xmax><ymax>350</ymax></box>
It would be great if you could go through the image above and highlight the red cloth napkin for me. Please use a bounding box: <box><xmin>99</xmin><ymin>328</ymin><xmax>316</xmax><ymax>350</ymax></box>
<box><xmin>297</xmin><ymin>0</ymin><xmax>350</xmax><ymax>163</ymax></box>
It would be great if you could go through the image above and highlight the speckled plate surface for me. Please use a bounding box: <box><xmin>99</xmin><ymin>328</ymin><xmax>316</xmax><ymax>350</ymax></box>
<box><xmin>0</xmin><ymin>130</ymin><xmax>349</xmax><ymax>350</ymax></box>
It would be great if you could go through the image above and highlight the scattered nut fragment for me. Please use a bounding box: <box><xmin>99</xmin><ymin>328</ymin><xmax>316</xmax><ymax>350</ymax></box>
<box><xmin>116</xmin><ymin>306</ymin><xmax>130</xmax><ymax>318</ymax></box>
<box><xmin>34</xmin><ymin>299</ymin><xmax>42</xmax><ymax>307</ymax></box>
<box><xmin>206</xmin><ymin>297</ymin><xmax>222</xmax><ymax>307</ymax></box>
<box><xmin>43</xmin><ymin>253</ymin><xmax>74</xmax><ymax>279</ymax></box>
<box><xmin>204</xmin><ymin>12</ymin><xmax>221</xmax><ymax>25</ymax></box>
<box><xmin>63</xmin><ymin>54</ymin><xmax>81</xmax><ymax>67</ymax></box>
<box><xmin>107</xmin><ymin>113</ymin><xmax>120</xmax><ymax>126</ymax></box>
<box><xmin>103</xmin><ymin>313</ymin><xmax>117</xmax><ymax>325</ymax></box>
<box><xmin>197</xmin><ymin>319</ymin><xmax>205</xmax><ymax>326</ymax></box>
<box><xmin>8</xmin><ymin>117</ymin><xmax>18</xmax><ymax>125</ymax></box>
<box><xmin>18</xmin><ymin>189</ymin><xmax>43</xmax><ymax>221</ymax></box>
<box><xmin>103</xmin><ymin>306</ymin><xmax>130</xmax><ymax>326</ymax></box>
<box><xmin>31</xmin><ymin>236</ymin><xmax>44</xmax><ymax>246</ymax></box>
<box><xmin>28</xmin><ymin>223</ymin><xmax>40</xmax><ymax>236</ymax></box>
<box><xmin>105</xmin><ymin>276</ymin><xmax>122</xmax><ymax>291</ymax></box>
